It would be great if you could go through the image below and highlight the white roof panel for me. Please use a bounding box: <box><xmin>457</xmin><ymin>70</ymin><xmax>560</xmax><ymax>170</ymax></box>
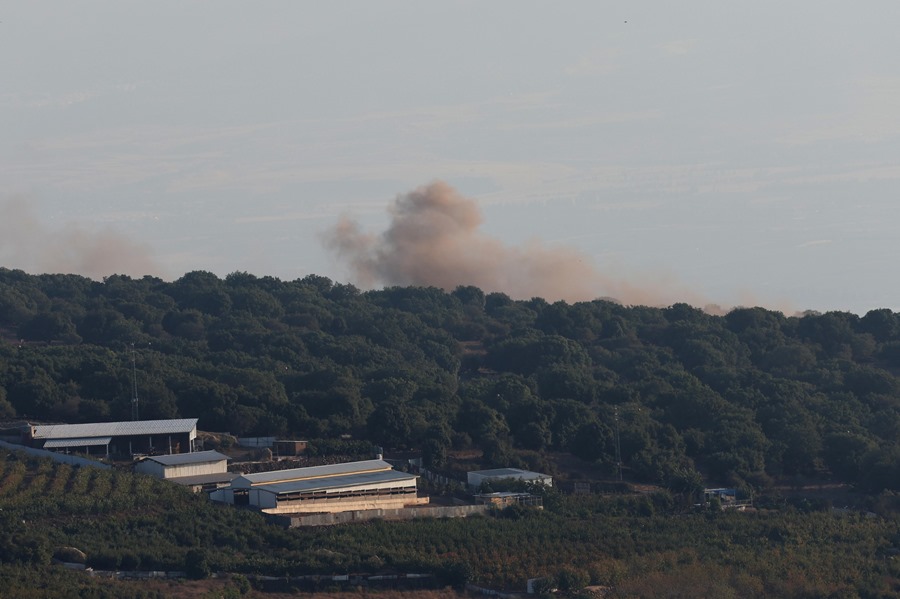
<box><xmin>255</xmin><ymin>469</ymin><xmax>417</xmax><ymax>496</ymax></box>
<box><xmin>236</xmin><ymin>459</ymin><xmax>392</xmax><ymax>487</ymax></box>
<box><xmin>43</xmin><ymin>437</ymin><xmax>112</xmax><ymax>449</ymax></box>
<box><xmin>168</xmin><ymin>472</ymin><xmax>239</xmax><ymax>486</ymax></box>
<box><xmin>143</xmin><ymin>450</ymin><xmax>228</xmax><ymax>466</ymax></box>
<box><xmin>469</xmin><ymin>468</ymin><xmax>550</xmax><ymax>478</ymax></box>
<box><xmin>32</xmin><ymin>419</ymin><xmax>198</xmax><ymax>440</ymax></box>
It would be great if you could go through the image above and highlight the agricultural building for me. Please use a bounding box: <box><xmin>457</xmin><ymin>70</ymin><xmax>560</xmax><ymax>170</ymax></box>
<box><xmin>134</xmin><ymin>449</ymin><xmax>229</xmax><ymax>479</ymax></box>
<box><xmin>273</xmin><ymin>440</ymin><xmax>308</xmax><ymax>456</ymax></box>
<box><xmin>467</xmin><ymin>468</ymin><xmax>553</xmax><ymax>490</ymax></box>
<box><xmin>27</xmin><ymin>418</ymin><xmax>198</xmax><ymax>457</ymax></box>
<box><xmin>134</xmin><ymin>449</ymin><xmax>235</xmax><ymax>492</ymax></box>
<box><xmin>210</xmin><ymin>459</ymin><xmax>427</xmax><ymax>514</ymax></box>
<box><xmin>703</xmin><ymin>487</ymin><xmax>753</xmax><ymax>510</ymax></box>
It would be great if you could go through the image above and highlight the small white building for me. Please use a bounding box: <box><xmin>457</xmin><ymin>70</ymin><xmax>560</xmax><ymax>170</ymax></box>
<box><xmin>134</xmin><ymin>450</ymin><xmax>229</xmax><ymax>479</ymax></box>
<box><xmin>467</xmin><ymin>468</ymin><xmax>553</xmax><ymax>490</ymax></box>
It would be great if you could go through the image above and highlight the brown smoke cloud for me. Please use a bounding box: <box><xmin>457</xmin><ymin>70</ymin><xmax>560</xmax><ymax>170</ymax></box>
<box><xmin>0</xmin><ymin>197</ymin><xmax>164</xmax><ymax>280</ymax></box>
<box><xmin>323</xmin><ymin>181</ymin><xmax>706</xmax><ymax>306</ymax></box>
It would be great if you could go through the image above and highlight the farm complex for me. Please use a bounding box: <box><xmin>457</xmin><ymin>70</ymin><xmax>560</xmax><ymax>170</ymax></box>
<box><xmin>210</xmin><ymin>459</ymin><xmax>426</xmax><ymax>514</ymax></box>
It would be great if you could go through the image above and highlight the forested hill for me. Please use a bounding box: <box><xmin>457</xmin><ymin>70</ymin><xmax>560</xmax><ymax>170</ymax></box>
<box><xmin>2</xmin><ymin>267</ymin><xmax>900</xmax><ymax>493</ymax></box>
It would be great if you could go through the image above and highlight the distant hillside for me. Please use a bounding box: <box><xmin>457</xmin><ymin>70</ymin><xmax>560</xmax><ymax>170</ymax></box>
<box><xmin>2</xmin><ymin>267</ymin><xmax>900</xmax><ymax>492</ymax></box>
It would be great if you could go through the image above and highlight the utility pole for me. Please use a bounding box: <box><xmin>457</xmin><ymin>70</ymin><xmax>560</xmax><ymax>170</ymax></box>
<box><xmin>130</xmin><ymin>343</ymin><xmax>139</xmax><ymax>421</ymax></box>
<box><xmin>614</xmin><ymin>406</ymin><xmax>622</xmax><ymax>481</ymax></box>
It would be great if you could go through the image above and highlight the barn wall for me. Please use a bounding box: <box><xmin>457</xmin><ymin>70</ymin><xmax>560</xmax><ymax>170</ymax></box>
<box><xmin>263</xmin><ymin>495</ymin><xmax>428</xmax><ymax>514</ymax></box>
<box><xmin>270</xmin><ymin>503</ymin><xmax>485</xmax><ymax>527</ymax></box>
<box><xmin>161</xmin><ymin>461</ymin><xmax>227</xmax><ymax>479</ymax></box>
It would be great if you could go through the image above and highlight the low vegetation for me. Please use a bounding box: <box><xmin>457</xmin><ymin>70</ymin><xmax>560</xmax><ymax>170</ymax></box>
<box><xmin>3</xmin><ymin>450</ymin><xmax>900</xmax><ymax>597</ymax></box>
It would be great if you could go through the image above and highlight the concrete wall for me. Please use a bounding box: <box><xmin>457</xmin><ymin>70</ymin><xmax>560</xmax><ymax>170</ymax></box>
<box><xmin>271</xmin><ymin>503</ymin><xmax>489</xmax><ymax>527</ymax></box>
<box><xmin>161</xmin><ymin>461</ymin><xmax>227</xmax><ymax>479</ymax></box>
<box><xmin>261</xmin><ymin>494</ymin><xmax>428</xmax><ymax>514</ymax></box>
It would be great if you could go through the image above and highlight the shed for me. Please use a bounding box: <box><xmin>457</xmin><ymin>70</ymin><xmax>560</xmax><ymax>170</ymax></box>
<box><xmin>467</xmin><ymin>468</ymin><xmax>553</xmax><ymax>490</ymax></box>
<box><xmin>134</xmin><ymin>450</ymin><xmax>229</xmax><ymax>479</ymax></box>
<box><xmin>274</xmin><ymin>440</ymin><xmax>308</xmax><ymax>456</ymax></box>
<box><xmin>703</xmin><ymin>487</ymin><xmax>752</xmax><ymax>510</ymax></box>
<box><xmin>29</xmin><ymin>418</ymin><xmax>198</xmax><ymax>456</ymax></box>
<box><xmin>167</xmin><ymin>471</ymin><xmax>239</xmax><ymax>493</ymax></box>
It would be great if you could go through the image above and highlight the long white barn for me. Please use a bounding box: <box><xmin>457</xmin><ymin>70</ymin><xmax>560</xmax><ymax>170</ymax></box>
<box><xmin>28</xmin><ymin>419</ymin><xmax>198</xmax><ymax>456</ymax></box>
<box><xmin>211</xmin><ymin>459</ymin><xmax>427</xmax><ymax>514</ymax></box>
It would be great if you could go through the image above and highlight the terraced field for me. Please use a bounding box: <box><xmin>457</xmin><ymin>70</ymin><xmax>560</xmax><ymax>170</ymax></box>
<box><xmin>4</xmin><ymin>449</ymin><xmax>900</xmax><ymax>597</ymax></box>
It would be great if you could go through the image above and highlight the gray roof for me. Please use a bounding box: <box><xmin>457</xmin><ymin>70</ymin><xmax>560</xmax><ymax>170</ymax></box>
<box><xmin>142</xmin><ymin>450</ymin><xmax>228</xmax><ymax>466</ymax></box>
<box><xmin>469</xmin><ymin>468</ymin><xmax>550</xmax><ymax>478</ymax></box>
<box><xmin>235</xmin><ymin>459</ymin><xmax>392</xmax><ymax>487</ymax></box>
<box><xmin>32</xmin><ymin>419</ymin><xmax>198</xmax><ymax>440</ymax></box>
<box><xmin>254</xmin><ymin>468</ymin><xmax>417</xmax><ymax>496</ymax></box>
<box><xmin>168</xmin><ymin>472</ymin><xmax>239</xmax><ymax>486</ymax></box>
<box><xmin>43</xmin><ymin>437</ymin><xmax>112</xmax><ymax>449</ymax></box>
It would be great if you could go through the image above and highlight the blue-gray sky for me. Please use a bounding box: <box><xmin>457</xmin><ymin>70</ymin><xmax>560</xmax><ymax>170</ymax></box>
<box><xmin>3</xmin><ymin>2</ymin><xmax>900</xmax><ymax>314</ymax></box>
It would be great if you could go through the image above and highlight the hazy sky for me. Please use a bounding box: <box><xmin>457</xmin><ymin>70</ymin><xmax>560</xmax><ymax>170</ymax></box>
<box><xmin>3</xmin><ymin>2</ymin><xmax>900</xmax><ymax>314</ymax></box>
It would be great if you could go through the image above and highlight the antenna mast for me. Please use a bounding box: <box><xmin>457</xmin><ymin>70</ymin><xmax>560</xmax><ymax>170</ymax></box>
<box><xmin>130</xmin><ymin>343</ymin><xmax>139</xmax><ymax>421</ymax></box>
<box><xmin>614</xmin><ymin>406</ymin><xmax>622</xmax><ymax>481</ymax></box>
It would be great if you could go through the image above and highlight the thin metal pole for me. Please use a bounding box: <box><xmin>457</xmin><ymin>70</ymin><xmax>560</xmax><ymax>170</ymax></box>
<box><xmin>131</xmin><ymin>343</ymin><xmax>139</xmax><ymax>421</ymax></box>
<box><xmin>614</xmin><ymin>407</ymin><xmax>622</xmax><ymax>481</ymax></box>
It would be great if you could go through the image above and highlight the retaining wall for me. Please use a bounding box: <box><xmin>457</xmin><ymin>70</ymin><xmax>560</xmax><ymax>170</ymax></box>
<box><xmin>270</xmin><ymin>503</ymin><xmax>489</xmax><ymax>527</ymax></box>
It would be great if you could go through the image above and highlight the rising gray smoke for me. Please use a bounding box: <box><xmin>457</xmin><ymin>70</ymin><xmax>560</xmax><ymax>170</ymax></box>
<box><xmin>324</xmin><ymin>181</ymin><xmax>704</xmax><ymax>306</ymax></box>
<box><xmin>0</xmin><ymin>197</ymin><xmax>163</xmax><ymax>279</ymax></box>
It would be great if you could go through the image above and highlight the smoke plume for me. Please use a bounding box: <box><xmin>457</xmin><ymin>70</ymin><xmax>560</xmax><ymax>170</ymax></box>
<box><xmin>0</xmin><ymin>197</ymin><xmax>164</xmax><ymax>280</ymax></box>
<box><xmin>324</xmin><ymin>181</ymin><xmax>703</xmax><ymax>306</ymax></box>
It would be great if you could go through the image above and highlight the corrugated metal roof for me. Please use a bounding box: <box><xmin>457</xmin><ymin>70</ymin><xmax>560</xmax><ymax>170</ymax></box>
<box><xmin>476</xmin><ymin>492</ymin><xmax>531</xmax><ymax>498</ymax></box>
<box><xmin>43</xmin><ymin>437</ymin><xmax>112</xmax><ymax>449</ymax></box>
<box><xmin>254</xmin><ymin>469</ymin><xmax>417</xmax><ymax>496</ymax></box>
<box><xmin>236</xmin><ymin>459</ymin><xmax>392</xmax><ymax>487</ymax></box>
<box><xmin>143</xmin><ymin>450</ymin><xmax>228</xmax><ymax>466</ymax></box>
<box><xmin>32</xmin><ymin>419</ymin><xmax>198</xmax><ymax>440</ymax></box>
<box><xmin>168</xmin><ymin>472</ymin><xmax>239</xmax><ymax>486</ymax></box>
<box><xmin>469</xmin><ymin>468</ymin><xmax>549</xmax><ymax>478</ymax></box>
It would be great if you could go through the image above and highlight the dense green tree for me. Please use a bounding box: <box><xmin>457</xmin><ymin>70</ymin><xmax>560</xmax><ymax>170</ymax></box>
<box><xmin>367</xmin><ymin>400</ymin><xmax>415</xmax><ymax>449</ymax></box>
<box><xmin>860</xmin><ymin>308</ymin><xmax>899</xmax><ymax>341</ymax></box>
<box><xmin>18</xmin><ymin>312</ymin><xmax>81</xmax><ymax>343</ymax></box>
<box><xmin>1</xmin><ymin>269</ymin><xmax>900</xmax><ymax>494</ymax></box>
<box><xmin>169</xmin><ymin>270</ymin><xmax>232</xmax><ymax>316</ymax></box>
<box><xmin>0</xmin><ymin>281</ymin><xmax>43</xmax><ymax>324</ymax></box>
<box><xmin>571</xmin><ymin>420</ymin><xmax>613</xmax><ymax>462</ymax></box>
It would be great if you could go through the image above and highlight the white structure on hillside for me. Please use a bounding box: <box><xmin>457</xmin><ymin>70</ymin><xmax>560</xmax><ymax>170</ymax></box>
<box><xmin>27</xmin><ymin>418</ymin><xmax>198</xmax><ymax>456</ymax></box>
<box><xmin>467</xmin><ymin>468</ymin><xmax>553</xmax><ymax>490</ymax></box>
<box><xmin>134</xmin><ymin>450</ymin><xmax>236</xmax><ymax>492</ymax></box>
<box><xmin>210</xmin><ymin>459</ymin><xmax>427</xmax><ymax>514</ymax></box>
<box><xmin>135</xmin><ymin>450</ymin><xmax>229</xmax><ymax>479</ymax></box>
